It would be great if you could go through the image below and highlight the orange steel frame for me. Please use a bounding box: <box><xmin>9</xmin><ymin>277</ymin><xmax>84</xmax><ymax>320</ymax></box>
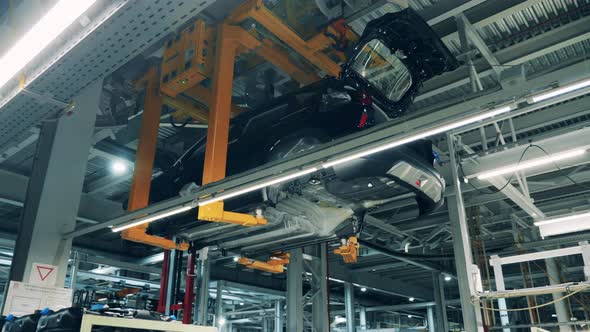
<box><xmin>122</xmin><ymin>68</ymin><xmax>189</xmax><ymax>251</ymax></box>
<box><xmin>122</xmin><ymin>2</ymin><xmax>356</xmax><ymax>249</ymax></box>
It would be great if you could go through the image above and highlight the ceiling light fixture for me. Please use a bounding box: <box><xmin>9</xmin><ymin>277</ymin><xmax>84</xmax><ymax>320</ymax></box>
<box><xmin>197</xmin><ymin>168</ymin><xmax>318</xmax><ymax>206</ymax></box>
<box><xmin>110</xmin><ymin>161</ymin><xmax>128</xmax><ymax>175</ymax></box>
<box><xmin>0</xmin><ymin>0</ymin><xmax>98</xmax><ymax>89</ymax></box>
<box><xmin>408</xmin><ymin>297</ymin><xmax>415</xmax><ymax>302</ymax></box>
<box><xmin>444</xmin><ymin>275</ymin><xmax>452</xmax><ymax>282</ymax></box>
<box><xmin>322</xmin><ymin>105</ymin><xmax>515</xmax><ymax>168</ymax></box>
<box><xmin>477</xmin><ymin>148</ymin><xmax>586</xmax><ymax>180</ymax></box>
<box><xmin>360</xmin><ymin>287</ymin><xmax>367</xmax><ymax>292</ymax></box>
<box><xmin>534</xmin><ymin>211</ymin><xmax>590</xmax><ymax>238</ymax></box>
<box><xmin>534</xmin><ymin>211</ymin><xmax>590</xmax><ymax>227</ymax></box>
<box><xmin>111</xmin><ymin>204</ymin><xmax>195</xmax><ymax>232</ymax></box>
<box><xmin>528</xmin><ymin>77</ymin><xmax>590</xmax><ymax>103</ymax></box>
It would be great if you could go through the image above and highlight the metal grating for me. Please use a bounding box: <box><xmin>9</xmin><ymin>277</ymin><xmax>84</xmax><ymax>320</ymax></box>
<box><xmin>443</xmin><ymin>0</ymin><xmax>590</xmax><ymax>56</ymax></box>
<box><xmin>0</xmin><ymin>0</ymin><xmax>217</xmax><ymax>152</ymax></box>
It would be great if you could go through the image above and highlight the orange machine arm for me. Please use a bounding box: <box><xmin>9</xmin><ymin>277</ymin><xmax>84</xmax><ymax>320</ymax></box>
<box><xmin>197</xmin><ymin>24</ymin><xmax>267</xmax><ymax>226</ymax></box>
<box><xmin>121</xmin><ymin>67</ymin><xmax>189</xmax><ymax>251</ymax></box>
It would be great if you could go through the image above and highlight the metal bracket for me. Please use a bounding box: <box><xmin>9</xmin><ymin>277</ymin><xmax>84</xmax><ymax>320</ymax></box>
<box><xmin>237</xmin><ymin>252</ymin><xmax>290</xmax><ymax>273</ymax></box>
<box><xmin>334</xmin><ymin>236</ymin><xmax>359</xmax><ymax>263</ymax></box>
<box><xmin>198</xmin><ymin>201</ymin><xmax>267</xmax><ymax>226</ymax></box>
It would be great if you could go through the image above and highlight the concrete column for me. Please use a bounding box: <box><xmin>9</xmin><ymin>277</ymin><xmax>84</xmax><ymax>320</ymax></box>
<box><xmin>447</xmin><ymin>134</ymin><xmax>485</xmax><ymax>332</ymax></box>
<box><xmin>216</xmin><ymin>281</ymin><xmax>224</xmax><ymax>331</ymax></box>
<box><xmin>546</xmin><ymin>258</ymin><xmax>572</xmax><ymax>332</ymax></box>
<box><xmin>359</xmin><ymin>306</ymin><xmax>367</xmax><ymax>330</ymax></box>
<box><xmin>433</xmin><ymin>273</ymin><xmax>448</xmax><ymax>332</ymax></box>
<box><xmin>275</xmin><ymin>300</ymin><xmax>283</xmax><ymax>332</ymax></box>
<box><xmin>8</xmin><ymin>81</ymin><xmax>100</xmax><ymax>287</ymax></box>
<box><xmin>344</xmin><ymin>282</ymin><xmax>355</xmax><ymax>332</ymax></box>
<box><xmin>263</xmin><ymin>317</ymin><xmax>269</xmax><ymax>331</ymax></box>
<box><xmin>312</xmin><ymin>243</ymin><xmax>329</xmax><ymax>332</ymax></box>
<box><xmin>287</xmin><ymin>248</ymin><xmax>303</xmax><ymax>332</ymax></box>
<box><xmin>427</xmin><ymin>307</ymin><xmax>435</xmax><ymax>332</ymax></box>
<box><xmin>196</xmin><ymin>258</ymin><xmax>210</xmax><ymax>325</ymax></box>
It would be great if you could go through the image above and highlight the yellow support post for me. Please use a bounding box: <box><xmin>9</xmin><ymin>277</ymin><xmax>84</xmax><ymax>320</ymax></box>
<box><xmin>122</xmin><ymin>67</ymin><xmax>189</xmax><ymax>251</ymax></box>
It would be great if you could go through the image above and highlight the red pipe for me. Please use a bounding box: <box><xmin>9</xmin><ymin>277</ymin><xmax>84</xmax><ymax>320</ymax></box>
<box><xmin>183</xmin><ymin>251</ymin><xmax>196</xmax><ymax>324</ymax></box>
<box><xmin>157</xmin><ymin>250</ymin><xmax>171</xmax><ymax>313</ymax></box>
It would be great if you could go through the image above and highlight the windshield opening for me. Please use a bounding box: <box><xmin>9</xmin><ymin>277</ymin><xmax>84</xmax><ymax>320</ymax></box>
<box><xmin>350</xmin><ymin>39</ymin><xmax>412</xmax><ymax>102</ymax></box>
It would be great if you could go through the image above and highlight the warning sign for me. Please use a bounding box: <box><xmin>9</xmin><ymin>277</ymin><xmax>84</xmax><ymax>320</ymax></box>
<box><xmin>2</xmin><ymin>281</ymin><xmax>72</xmax><ymax>316</ymax></box>
<box><xmin>29</xmin><ymin>263</ymin><xmax>58</xmax><ymax>285</ymax></box>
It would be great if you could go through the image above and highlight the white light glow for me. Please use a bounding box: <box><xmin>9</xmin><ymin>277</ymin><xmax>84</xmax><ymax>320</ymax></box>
<box><xmin>218</xmin><ymin>318</ymin><xmax>226</xmax><ymax>326</ymax></box>
<box><xmin>534</xmin><ymin>211</ymin><xmax>590</xmax><ymax>227</ymax></box>
<box><xmin>360</xmin><ymin>287</ymin><xmax>367</xmax><ymax>292</ymax></box>
<box><xmin>408</xmin><ymin>297</ymin><xmax>415</xmax><ymax>302</ymax></box>
<box><xmin>529</xmin><ymin>78</ymin><xmax>590</xmax><ymax>103</ymax></box>
<box><xmin>444</xmin><ymin>275</ymin><xmax>452</xmax><ymax>282</ymax></box>
<box><xmin>111</xmin><ymin>161</ymin><xmax>128</xmax><ymax>175</ymax></box>
<box><xmin>198</xmin><ymin>168</ymin><xmax>318</xmax><ymax>206</ymax></box>
<box><xmin>233</xmin><ymin>256</ymin><xmax>240</xmax><ymax>262</ymax></box>
<box><xmin>239</xmin><ymin>302</ymin><xmax>244</xmax><ymax>306</ymax></box>
<box><xmin>0</xmin><ymin>0</ymin><xmax>98</xmax><ymax>89</ymax></box>
<box><xmin>477</xmin><ymin>149</ymin><xmax>586</xmax><ymax>180</ymax></box>
<box><xmin>111</xmin><ymin>205</ymin><xmax>194</xmax><ymax>232</ymax></box>
<box><xmin>322</xmin><ymin>105</ymin><xmax>514</xmax><ymax>168</ymax></box>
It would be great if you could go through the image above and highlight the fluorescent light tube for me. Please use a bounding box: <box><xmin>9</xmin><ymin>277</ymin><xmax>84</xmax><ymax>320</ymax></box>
<box><xmin>535</xmin><ymin>211</ymin><xmax>590</xmax><ymax>238</ymax></box>
<box><xmin>528</xmin><ymin>78</ymin><xmax>590</xmax><ymax>103</ymax></box>
<box><xmin>0</xmin><ymin>0</ymin><xmax>98</xmax><ymax>89</ymax></box>
<box><xmin>477</xmin><ymin>148</ymin><xmax>586</xmax><ymax>180</ymax></box>
<box><xmin>198</xmin><ymin>167</ymin><xmax>318</xmax><ymax>206</ymax></box>
<box><xmin>111</xmin><ymin>205</ymin><xmax>194</xmax><ymax>232</ymax></box>
<box><xmin>322</xmin><ymin>105</ymin><xmax>514</xmax><ymax>168</ymax></box>
<box><xmin>534</xmin><ymin>211</ymin><xmax>590</xmax><ymax>227</ymax></box>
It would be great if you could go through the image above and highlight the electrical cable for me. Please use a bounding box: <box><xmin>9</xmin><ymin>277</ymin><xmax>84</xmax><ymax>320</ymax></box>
<box><xmin>457</xmin><ymin>143</ymin><xmax>553</xmax><ymax>195</ymax></box>
<box><xmin>456</xmin><ymin>143</ymin><xmax>533</xmax><ymax>195</ymax></box>
<box><xmin>528</xmin><ymin>143</ymin><xmax>590</xmax><ymax>193</ymax></box>
<box><xmin>530</xmin><ymin>259</ymin><xmax>590</xmax><ymax>314</ymax></box>
<box><xmin>476</xmin><ymin>286</ymin><xmax>590</xmax><ymax>312</ymax></box>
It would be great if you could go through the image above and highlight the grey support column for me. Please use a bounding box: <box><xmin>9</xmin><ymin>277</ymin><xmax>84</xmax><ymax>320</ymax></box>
<box><xmin>69</xmin><ymin>251</ymin><xmax>80</xmax><ymax>289</ymax></box>
<box><xmin>433</xmin><ymin>273</ymin><xmax>448</xmax><ymax>332</ymax></box>
<box><xmin>196</xmin><ymin>258</ymin><xmax>211</xmax><ymax>325</ymax></box>
<box><xmin>344</xmin><ymin>282</ymin><xmax>355</xmax><ymax>332</ymax></box>
<box><xmin>427</xmin><ymin>306</ymin><xmax>435</xmax><ymax>332</ymax></box>
<box><xmin>275</xmin><ymin>300</ymin><xmax>283</xmax><ymax>332</ymax></box>
<box><xmin>312</xmin><ymin>243</ymin><xmax>329</xmax><ymax>332</ymax></box>
<box><xmin>215</xmin><ymin>281</ymin><xmax>224</xmax><ymax>331</ymax></box>
<box><xmin>447</xmin><ymin>134</ymin><xmax>485</xmax><ymax>332</ymax></box>
<box><xmin>359</xmin><ymin>307</ymin><xmax>367</xmax><ymax>330</ymax></box>
<box><xmin>165</xmin><ymin>244</ymin><xmax>177</xmax><ymax>316</ymax></box>
<box><xmin>546</xmin><ymin>258</ymin><xmax>572</xmax><ymax>332</ymax></box>
<box><xmin>287</xmin><ymin>248</ymin><xmax>303</xmax><ymax>332</ymax></box>
<box><xmin>8</xmin><ymin>81</ymin><xmax>101</xmax><ymax>287</ymax></box>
